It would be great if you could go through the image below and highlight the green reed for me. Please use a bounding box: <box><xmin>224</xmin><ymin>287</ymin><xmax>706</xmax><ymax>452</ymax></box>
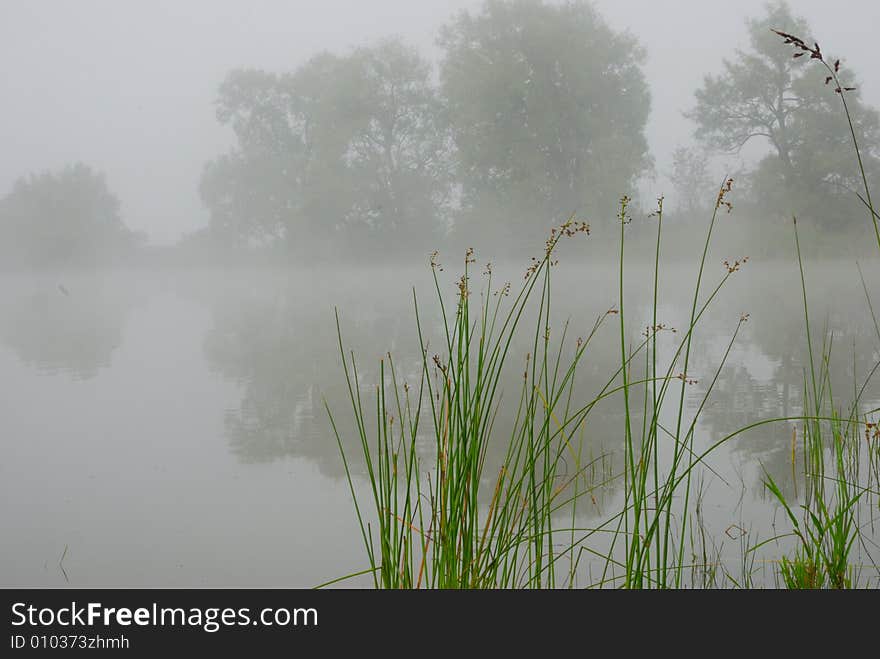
<box><xmin>327</xmin><ymin>193</ymin><xmax>880</xmax><ymax>587</ymax></box>
<box><xmin>752</xmin><ymin>30</ymin><xmax>880</xmax><ymax>586</ymax></box>
<box><xmin>326</xmin><ymin>31</ymin><xmax>880</xmax><ymax>589</ymax></box>
<box><xmin>328</xmin><ymin>222</ymin><xmax>612</xmax><ymax>588</ymax></box>
<box><xmin>327</xmin><ymin>178</ymin><xmax>764</xmax><ymax>588</ymax></box>
<box><xmin>758</xmin><ymin>217</ymin><xmax>879</xmax><ymax>588</ymax></box>
<box><xmin>598</xmin><ymin>181</ymin><xmax>752</xmax><ymax>588</ymax></box>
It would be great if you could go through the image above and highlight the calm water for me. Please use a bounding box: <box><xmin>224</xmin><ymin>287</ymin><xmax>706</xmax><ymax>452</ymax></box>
<box><xmin>1</xmin><ymin>258</ymin><xmax>878</xmax><ymax>587</ymax></box>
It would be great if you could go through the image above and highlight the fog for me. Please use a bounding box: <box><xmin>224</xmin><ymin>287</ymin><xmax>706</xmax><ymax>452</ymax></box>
<box><xmin>2</xmin><ymin>0</ymin><xmax>878</xmax><ymax>245</ymax></box>
<box><xmin>2</xmin><ymin>1</ymin><xmax>880</xmax><ymax>588</ymax></box>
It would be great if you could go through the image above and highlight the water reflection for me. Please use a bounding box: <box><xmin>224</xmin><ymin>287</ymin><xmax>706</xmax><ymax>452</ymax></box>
<box><xmin>201</xmin><ymin>271</ymin><xmax>421</xmax><ymax>475</ymax></box>
<box><xmin>692</xmin><ymin>261</ymin><xmax>880</xmax><ymax>497</ymax></box>
<box><xmin>0</xmin><ymin>279</ymin><xmax>132</xmax><ymax>380</ymax></box>
<box><xmin>196</xmin><ymin>260</ymin><xmax>880</xmax><ymax>510</ymax></box>
<box><xmin>1</xmin><ymin>261</ymin><xmax>877</xmax><ymax>586</ymax></box>
<box><xmin>199</xmin><ymin>265</ymin><xmax>664</xmax><ymax>508</ymax></box>
<box><xmin>204</xmin><ymin>290</ymin><xmax>325</xmax><ymax>465</ymax></box>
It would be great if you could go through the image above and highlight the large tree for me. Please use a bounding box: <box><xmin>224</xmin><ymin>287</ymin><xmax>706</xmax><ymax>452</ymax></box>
<box><xmin>0</xmin><ymin>162</ymin><xmax>137</xmax><ymax>268</ymax></box>
<box><xmin>201</xmin><ymin>39</ymin><xmax>452</xmax><ymax>257</ymax></box>
<box><xmin>688</xmin><ymin>1</ymin><xmax>880</xmax><ymax>226</ymax></box>
<box><xmin>439</xmin><ymin>0</ymin><xmax>651</xmax><ymax>244</ymax></box>
<box><xmin>199</xmin><ymin>60</ymin><xmax>342</xmax><ymax>248</ymax></box>
<box><xmin>339</xmin><ymin>40</ymin><xmax>453</xmax><ymax>249</ymax></box>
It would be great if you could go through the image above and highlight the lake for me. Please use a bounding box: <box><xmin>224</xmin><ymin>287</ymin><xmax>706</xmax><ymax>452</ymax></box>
<box><xmin>2</xmin><ymin>256</ymin><xmax>878</xmax><ymax>587</ymax></box>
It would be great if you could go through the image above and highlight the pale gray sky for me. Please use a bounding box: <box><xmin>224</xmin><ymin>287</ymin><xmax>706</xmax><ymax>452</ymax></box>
<box><xmin>2</xmin><ymin>0</ymin><xmax>877</xmax><ymax>243</ymax></box>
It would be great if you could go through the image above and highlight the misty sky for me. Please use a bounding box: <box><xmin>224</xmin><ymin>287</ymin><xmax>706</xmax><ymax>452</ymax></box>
<box><xmin>2</xmin><ymin>0</ymin><xmax>878</xmax><ymax>244</ymax></box>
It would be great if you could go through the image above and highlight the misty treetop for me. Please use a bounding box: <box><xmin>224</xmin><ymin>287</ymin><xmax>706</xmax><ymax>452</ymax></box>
<box><xmin>0</xmin><ymin>163</ymin><xmax>139</xmax><ymax>269</ymax></box>
<box><xmin>201</xmin><ymin>0</ymin><xmax>652</xmax><ymax>257</ymax></box>
<box><xmin>10</xmin><ymin>1</ymin><xmax>876</xmax><ymax>267</ymax></box>
<box><xmin>201</xmin><ymin>40</ymin><xmax>453</xmax><ymax>258</ymax></box>
<box><xmin>440</xmin><ymin>0</ymin><xmax>651</xmax><ymax>240</ymax></box>
<box><xmin>689</xmin><ymin>0</ymin><xmax>880</xmax><ymax>228</ymax></box>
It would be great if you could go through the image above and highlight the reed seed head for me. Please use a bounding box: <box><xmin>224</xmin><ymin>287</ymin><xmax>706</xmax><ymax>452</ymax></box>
<box><xmin>772</xmin><ymin>29</ymin><xmax>857</xmax><ymax>95</ymax></box>
<box><xmin>716</xmin><ymin>178</ymin><xmax>734</xmax><ymax>213</ymax></box>
<box><xmin>723</xmin><ymin>256</ymin><xmax>749</xmax><ymax>273</ymax></box>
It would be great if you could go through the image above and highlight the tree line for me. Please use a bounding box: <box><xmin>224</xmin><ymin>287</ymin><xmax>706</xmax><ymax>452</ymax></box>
<box><xmin>194</xmin><ymin>0</ymin><xmax>651</xmax><ymax>260</ymax></box>
<box><xmin>2</xmin><ymin>1</ymin><xmax>877</xmax><ymax>268</ymax></box>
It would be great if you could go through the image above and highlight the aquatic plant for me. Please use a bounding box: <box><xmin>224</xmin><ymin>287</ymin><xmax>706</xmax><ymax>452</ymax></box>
<box><xmin>325</xmin><ymin>29</ymin><xmax>880</xmax><ymax>589</ymax></box>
